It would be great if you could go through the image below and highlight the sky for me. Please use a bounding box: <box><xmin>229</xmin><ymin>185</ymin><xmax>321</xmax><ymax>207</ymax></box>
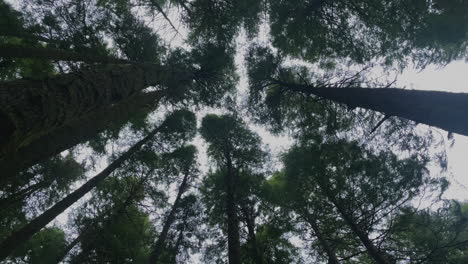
<box><xmin>397</xmin><ymin>61</ymin><xmax>468</xmax><ymax>200</ymax></box>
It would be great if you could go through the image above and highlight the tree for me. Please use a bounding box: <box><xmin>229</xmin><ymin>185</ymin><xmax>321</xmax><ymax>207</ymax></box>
<box><xmin>267</xmin><ymin>0</ymin><xmax>468</xmax><ymax>65</ymax></box>
<box><xmin>247</xmin><ymin>45</ymin><xmax>468</xmax><ymax>139</ymax></box>
<box><xmin>280</xmin><ymin>139</ymin><xmax>447</xmax><ymax>263</ymax></box>
<box><xmin>148</xmin><ymin>145</ymin><xmax>198</xmax><ymax>264</ymax></box>
<box><xmin>9</xmin><ymin>227</ymin><xmax>67</xmax><ymax>263</ymax></box>
<box><xmin>0</xmin><ymin>109</ymin><xmax>196</xmax><ymax>261</ymax></box>
<box><xmin>200</xmin><ymin>115</ymin><xmax>272</xmax><ymax>263</ymax></box>
<box><xmin>200</xmin><ymin>114</ymin><xmax>266</xmax><ymax>264</ymax></box>
<box><xmin>389</xmin><ymin>201</ymin><xmax>468</xmax><ymax>263</ymax></box>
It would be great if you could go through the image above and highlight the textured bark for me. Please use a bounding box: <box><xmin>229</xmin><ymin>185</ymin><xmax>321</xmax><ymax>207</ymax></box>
<box><xmin>225</xmin><ymin>154</ymin><xmax>241</xmax><ymax>264</ymax></box>
<box><xmin>0</xmin><ymin>63</ymin><xmax>188</xmax><ymax>154</ymax></box>
<box><xmin>0</xmin><ymin>90</ymin><xmax>163</xmax><ymax>184</ymax></box>
<box><xmin>281</xmin><ymin>83</ymin><xmax>468</xmax><ymax>137</ymax></box>
<box><xmin>302</xmin><ymin>211</ymin><xmax>339</xmax><ymax>264</ymax></box>
<box><xmin>0</xmin><ymin>44</ymin><xmax>129</xmax><ymax>63</ymax></box>
<box><xmin>0</xmin><ymin>127</ymin><xmax>159</xmax><ymax>262</ymax></box>
<box><xmin>148</xmin><ymin>170</ymin><xmax>190</xmax><ymax>264</ymax></box>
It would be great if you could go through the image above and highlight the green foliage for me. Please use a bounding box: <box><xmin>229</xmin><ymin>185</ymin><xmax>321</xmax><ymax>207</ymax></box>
<box><xmin>1</xmin><ymin>0</ymin><xmax>467</xmax><ymax>263</ymax></box>
<box><xmin>200</xmin><ymin>114</ymin><xmax>265</xmax><ymax>168</ymax></box>
<box><xmin>268</xmin><ymin>0</ymin><xmax>468</xmax><ymax>66</ymax></box>
<box><xmin>11</xmin><ymin>227</ymin><xmax>67</xmax><ymax>264</ymax></box>
<box><xmin>390</xmin><ymin>201</ymin><xmax>468</xmax><ymax>263</ymax></box>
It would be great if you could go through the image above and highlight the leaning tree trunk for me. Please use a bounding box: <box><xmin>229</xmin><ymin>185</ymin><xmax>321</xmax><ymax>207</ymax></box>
<box><xmin>0</xmin><ymin>62</ymin><xmax>190</xmax><ymax>154</ymax></box>
<box><xmin>224</xmin><ymin>154</ymin><xmax>241</xmax><ymax>264</ymax></box>
<box><xmin>56</xmin><ymin>175</ymin><xmax>149</xmax><ymax>264</ymax></box>
<box><xmin>0</xmin><ymin>127</ymin><xmax>160</xmax><ymax>262</ymax></box>
<box><xmin>279</xmin><ymin>82</ymin><xmax>468</xmax><ymax>137</ymax></box>
<box><xmin>317</xmin><ymin>184</ymin><xmax>394</xmax><ymax>264</ymax></box>
<box><xmin>0</xmin><ymin>44</ymin><xmax>129</xmax><ymax>63</ymax></box>
<box><xmin>53</xmin><ymin>233</ymin><xmax>83</xmax><ymax>264</ymax></box>
<box><xmin>301</xmin><ymin>211</ymin><xmax>340</xmax><ymax>264</ymax></box>
<box><xmin>170</xmin><ymin>207</ymin><xmax>190</xmax><ymax>263</ymax></box>
<box><xmin>0</xmin><ymin>90</ymin><xmax>164</xmax><ymax>184</ymax></box>
<box><xmin>148</xmin><ymin>170</ymin><xmax>191</xmax><ymax>264</ymax></box>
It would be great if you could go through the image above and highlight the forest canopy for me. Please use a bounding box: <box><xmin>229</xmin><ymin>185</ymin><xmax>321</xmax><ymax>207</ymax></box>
<box><xmin>0</xmin><ymin>0</ymin><xmax>468</xmax><ymax>263</ymax></box>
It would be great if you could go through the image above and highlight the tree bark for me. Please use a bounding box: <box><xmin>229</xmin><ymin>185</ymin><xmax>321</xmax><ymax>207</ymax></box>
<box><xmin>0</xmin><ymin>63</ymin><xmax>189</xmax><ymax>154</ymax></box>
<box><xmin>148</xmin><ymin>170</ymin><xmax>191</xmax><ymax>264</ymax></box>
<box><xmin>0</xmin><ymin>127</ymin><xmax>159</xmax><ymax>262</ymax></box>
<box><xmin>301</xmin><ymin>211</ymin><xmax>340</xmax><ymax>264</ymax></box>
<box><xmin>0</xmin><ymin>90</ymin><xmax>164</xmax><ymax>184</ymax></box>
<box><xmin>0</xmin><ymin>44</ymin><xmax>129</xmax><ymax>63</ymax></box>
<box><xmin>278</xmin><ymin>82</ymin><xmax>468</xmax><ymax>137</ymax></box>
<box><xmin>224</xmin><ymin>153</ymin><xmax>241</xmax><ymax>264</ymax></box>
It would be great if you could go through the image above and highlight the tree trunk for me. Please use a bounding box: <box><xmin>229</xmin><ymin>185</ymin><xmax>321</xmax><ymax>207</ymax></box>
<box><xmin>0</xmin><ymin>63</ymin><xmax>189</xmax><ymax>154</ymax></box>
<box><xmin>318</xmin><ymin>185</ymin><xmax>394</xmax><ymax>264</ymax></box>
<box><xmin>0</xmin><ymin>44</ymin><xmax>129</xmax><ymax>63</ymax></box>
<box><xmin>148</xmin><ymin>170</ymin><xmax>190</xmax><ymax>264</ymax></box>
<box><xmin>0</xmin><ymin>179</ymin><xmax>50</xmax><ymax>208</ymax></box>
<box><xmin>54</xmin><ymin>233</ymin><xmax>83</xmax><ymax>264</ymax></box>
<box><xmin>57</xmin><ymin>175</ymin><xmax>148</xmax><ymax>264</ymax></box>
<box><xmin>301</xmin><ymin>211</ymin><xmax>340</xmax><ymax>264</ymax></box>
<box><xmin>170</xmin><ymin>209</ymin><xmax>190</xmax><ymax>264</ymax></box>
<box><xmin>241</xmin><ymin>205</ymin><xmax>263</xmax><ymax>264</ymax></box>
<box><xmin>0</xmin><ymin>127</ymin><xmax>159</xmax><ymax>262</ymax></box>
<box><xmin>0</xmin><ymin>90</ymin><xmax>164</xmax><ymax>184</ymax></box>
<box><xmin>278</xmin><ymin>83</ymin><xmax>468</xmax><ymax>137</ymax></box>
<box><xmin>224</xmin><ymin>154</ymin><xmax>241</xmax><ymax>264</ymax></box>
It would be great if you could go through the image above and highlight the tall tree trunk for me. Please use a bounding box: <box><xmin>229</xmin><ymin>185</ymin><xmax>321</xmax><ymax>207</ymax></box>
<box><xmin>277</xmin><ymin>82</ymin><xmax>468</xmax><ymax>137</ymax></box>
<box><xmin>148</xmin><ymin>170</ymin><xmax>191</xmax><ymax>264</ymax></box>
<box><xmin>301</xmin><ymin>211</ymin><xmax>340</xmax><ymax>264</ymax></box>
<box><xmin>54</xmin><ymin>233</ymin><xmax>83</xmax><ymax>264</ymax></box>
<box><xmin>0</xmin><ymin>127</ymin><xmax>159</xmax><ymax>262</ymax></box>
<box><xmin>224</xmin><ymin>153</ymin><xmax>241</xmax><ymax>264</ymax></box>
<box><xmin>170</xmin><ymin>208</ymin><xmax>190</xmax><ymax>263</ymax></box>
<box><xmin>0</xmin><ymin>44</ymin><xmax>129</xmax><ymax>63</ymax></box>
<box><xmin>0</xmin><ymin>63</ymin><xmax>189</xmax><ymax>154</ymax></box>
<box><xmin>241</xmin><ymin>205</ymin><xmax>263</xmax><ymax>264</ymax></box>
<box><xmin>56</xmin><ymin>175</ymin><xmax>148</xmax><ymax>264</ymax></box>
<box><xmin>0</xmin><ymin>90</ymin><xmax>164</xmax><ymax>184</ymax></box>
<box><xmin>318</xmin><ymin>184</ymin><xmax>394</xmax><ymax>264</ymax></box>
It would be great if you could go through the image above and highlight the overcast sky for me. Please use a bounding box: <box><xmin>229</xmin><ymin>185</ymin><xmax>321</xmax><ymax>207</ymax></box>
<box><xmin>397</xmin><ymin>61</ymin><xmax>468</xmax><ymax>201</ymax></box>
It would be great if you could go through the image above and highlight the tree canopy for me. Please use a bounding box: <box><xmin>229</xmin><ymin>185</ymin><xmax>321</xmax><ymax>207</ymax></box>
<box><xmin>0</xmin><ymin>0</ymin><xmax>467</xmax><ymax>263</ymax></box>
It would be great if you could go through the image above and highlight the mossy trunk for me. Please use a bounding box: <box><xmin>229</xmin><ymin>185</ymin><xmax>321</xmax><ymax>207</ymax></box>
<box><xmin>0</xmin><ymin>44</ymin><xmax>129</xmax><ymax>63</ymax></box>
<box><xmin>0</xmin><ymin>127</ymin><xmax>159</xmax><ymax>262</ymax></box>
<box><xmin>284</xmin><ymin>84</ymin><xmax>468</xmax><ymax>137</ymax></box>
<box><xmin>0</xmin><ymin>63</ymin><xmax>187</xmax><ymax>154</ymax></box>
<box><xmin>0</xmin><ymin>90</ymin><xmax>163</xmax><ymax>185</ymax></box>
